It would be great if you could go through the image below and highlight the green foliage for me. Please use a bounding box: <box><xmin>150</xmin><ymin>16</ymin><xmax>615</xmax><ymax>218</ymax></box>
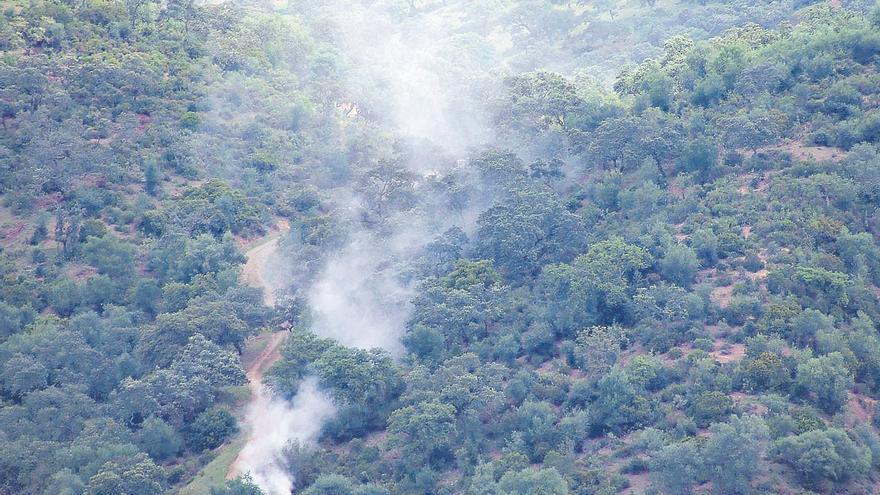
<box><xmin>476</xmin><ymin>185</ymin><xmax>586</xmax><ymax>278</ymax></box>
<box><xmin>211</xmin><ymin>475</ymin><xmax>265</xmax><ymax>495</ymax></box>
<box><xmin>136</xmin><ymin>416</ymin><xmax>182</xmax><ymax>461</ymax></box>
<box><xmin>186</xmin><ymin>408</ymin><xmax>238</xmax><ymax>452</ymax></box>
<box><xmin>794</xmin><ymin>352</ymin><xmax>853</xmax><ymax>414</ymax></box>
<box><xmin>689</xmin><ymin>390</ymin><xmax>733</xmax><ymax>427</ymax></box>
<box><xmin>775</xmin><ymin>428</ymin><xmax>871</xmax><ymax>488</ymax></box>
<box><xmin>3</xmin><ymin>1</ymin><xmax>880</xmax><ymax>493</ymax></box>
<box><xmin>702</xmin><ymin>415</ymin><xmax>770</xmax><ymax>495</ymax></box>
<box><xmin>649</xmin><ymin>441</ymin><xmax>702</xmax><ymax>495</ymax></box>
<box><xmin>660</xmin><ymin>244</ymin><xmax>700</xmax><ymax>288</ymax></box>
<box><xmin>87</xmin><ymin>453</ymin><xmax>166</xmax><ymax>495</ymax></box>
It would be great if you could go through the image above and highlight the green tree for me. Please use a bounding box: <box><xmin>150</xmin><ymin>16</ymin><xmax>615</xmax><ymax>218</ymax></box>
<box><xmin>660</xmin><ymin>244</ymin><xmax>700</xmax><ymax>288</ymax></box>
<box><xmin>476</xmin><ymin>185</ymin><xmax>586</xmax><ymax>278</ymax></box>
<box><xmin>186</xmin><ymin>408</ymin><xmax>238</xmax><ymax>452</ymax></box>
<box><xmin>136</xmin><ymin>416</ymin><xmax>182</xmax><ymax>461</ymax></box>
<box><xmin>389</xmin><ymin>400</ymin><xmax>456</xmax><ymax>464</ymax></box>
<box><xmin>496</xmin><ymin>467</ymin><xmax>569</xmax><ymax>495</ymax></box>
<box><xmin>650</xmin><ymin>441</ymin><xmax>702</xmax><ymax>495</ymax></box>
<box><xmin>794</xmin><ymin>352</ymin><xmax>853</xmax><ymax>414</ymax></box>
<box><xmin>82</xmin><ymin>235</ymin><xmax>137</xmax><ymax>279</ymax></box>
<box><xmin>211</xmin><ymin>475</ymin><xmax>265</xmax><ymax>495</ymax></box>
<box><xmin>775</xmin><ymin>428</ymin><xmax>871</xmax><ymax>489</ymax></box>
<box><xmin>702</xmin><ymin>415</ymin><xmax>769</xmax><ymax>495</ymax></box>
<box><xmin>87</xmin><ymin>453</ymin><xmax>166</xmax><ymax>495</ymax></box>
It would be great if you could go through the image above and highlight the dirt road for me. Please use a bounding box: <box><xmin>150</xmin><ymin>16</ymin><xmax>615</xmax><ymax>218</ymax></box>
<box><xmin>241</xmin><ymin>220</ymin><xmax>289</xmax><ymax>307</ymax></box>
<box><xmin>227</xmin><ymin>221</ymin><xmax>291</xmax><ymax>480</ymax></box>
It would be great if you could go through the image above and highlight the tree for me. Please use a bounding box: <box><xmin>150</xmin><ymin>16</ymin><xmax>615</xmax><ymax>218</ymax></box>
<box><xmin>702</xmin><ymin>416</ymin><xmax>769</xmax><ymax>495</ymax></box>
<box><xmin>775</xmin><ymin>428</ymin><xmax>870</xmax><ymax>489</ymax></box>
<box><xmin>650</xmin><ymin>441</ymin><xmax>702</xmax><ymax>495</ymax></box>
<box><xmin>1</xmin><ymin>353</ymin><xmax>49</xmax><ymax>397</ymax></box>
<box><xmin>211</xmin><ymin>475</ymin><xmax>265</xmax><ymax>495</ymax></box>
<box><xmin>388</xmin><ymin>400</ymin><xmax>456</xmax><ymax>465</ymax></box>
<box><xmin>718</xmin><ymin>108</ymin><xmax>785</xmax><ymax>153</ymax></box>
<box><xmin>690</xmin><ymin>229</ymin><xmax>719</xmax><ymax>265</ymax></box>
<box><xmin>49</xmin><ymin>279</ymin><xmax>81</xmax><ymax>317</ymax></box>
<box><xmin>679</xmin><ymin>139</ymin><xmax>718</xmax><ymax>181</ymax></box>
<box><xmin>133</xmin><ymin>279</ymin><xmax>162</xmax><ymax>316</ymax></box>
<box><xmin>312</xmin><ymin>346</ymin><xmax>402</xmax><ymax>406</ymax></box>
<box><xmin>500</xmin><ymin>71</ymin><xmax>583</xmax><ymax>131</ymax></box>
<box><xmin>144</xmin><ymin>161</ymin><xmax>161</xmax><ymax>196</ymax></box>
<box><xmin>136</xmin><ymin>416</ymin><xmax>182</xmax><ymax>461</ymax></box>
<box><xmin>515</xmin><ymin>401</ymin><xmax>560</xmax><ymax>462</ymax></box>
<box><xmin>88</xmin><ymin>454</ymin><xmax>166</xmax><ymax>495</ymax></box>
<box><xmin>742</xmin><ymin>352</ymin><xmax>790</xmax><ymax>392</ymax></box>
<box><xmin>186</xmin><ymin>408</ymin><xmax>238</xmax><ymax>452</ymax></box>
<box><xmin>689</xmin><ymin>391</ymin><xmax>733</xmax><ymax>427</ymax></box>
<box><xmin>302</xmin><ymin>475</ymin><xmax>355</xmax><ymax>495</ymax></box>
<box><xmin>496</xmin><ymin>467</ymin><xmax>569</xmax><ymax>495</ymax></box>
<box><xmin>476</xmin><ymin>185</ymin><xmax>586</xmax><ymax>278</ymax></box>
<box><xmin>540</xmin><ymin>238</ymin><xmax>651</xmax><ymax>334</ymax></box>
<box><xmin>794</xmin><ymin>353</ymin><xmax>853</xmax><ymax>414</ymax></box>
<box><xmin>660</xmin><ymin>244</ymin><xmax>700</xmax><ymax>288</ymax></box>
<box><xmin>591</xmin><ymin>368</ymin><xmax>656</xmax><ymax>434</ymax></box>
<box><xmin>82</xmin><ymin>235</ymin><xmax>137</xmax><ymax>280</ymax></box>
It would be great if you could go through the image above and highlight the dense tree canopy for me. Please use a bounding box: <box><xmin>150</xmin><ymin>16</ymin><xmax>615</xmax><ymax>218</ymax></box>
<box><xmin>4</xmin><ymin>0</ymin><xmax>880</xmax><ymax>494</ymax></box>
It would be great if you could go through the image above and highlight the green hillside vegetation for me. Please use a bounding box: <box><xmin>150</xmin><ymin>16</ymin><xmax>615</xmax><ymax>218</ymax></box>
<box><xmin>2</xmin><ymin>0</ymin><xmax>880</xmax><ymax>494</ymax></box>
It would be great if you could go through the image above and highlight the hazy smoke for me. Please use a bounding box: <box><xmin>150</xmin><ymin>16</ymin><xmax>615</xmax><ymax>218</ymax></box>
<box><xmin>325</xmin><ymin>1</ymin><xmax>498</xmax><ymax>155</ymax></box>
<box><xmin>233</xmin><ymin>377</ymin><xmax>335</xmax><ymax>495</ymax></box>
<box><xmin>238</xmin><ymin>2</ymin><xmax>507</xmax><ymax>493</ymax></box>
<box><xmin>307</xmin><ymin>232</ymin><xmax>413</xmax><ymax>354</ymax></box>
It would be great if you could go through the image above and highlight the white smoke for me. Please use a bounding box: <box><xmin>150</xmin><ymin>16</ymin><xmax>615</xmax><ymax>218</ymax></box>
<box><xmin>307</xmin><ymin>233</ymin><xmax>413</xmax><ymax>354</ymax></box>
<box><xmin>232</xmin><ymin>377</ymin><xmax>335</xmax><ymax>495</ymax></box>
<box><xmin>236</xmin><ymin>2</ymin><xmax>506</xmax><ymax>493</ymax></box>
<box><xmin>324</xmin><ymin>1</ymin><xmax>498</xmax><ymax>156</ymax></box>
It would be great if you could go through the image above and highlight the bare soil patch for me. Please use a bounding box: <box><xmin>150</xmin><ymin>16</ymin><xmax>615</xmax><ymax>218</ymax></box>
<box><xmin>710</xmin><ymin>285</ymin><xmax>734</xmax><ymax>308</ymax></box>
<box><xmin>710</xmin><ymin>341</ymin><xmax>746</xmax><ymax>364</ymax></box>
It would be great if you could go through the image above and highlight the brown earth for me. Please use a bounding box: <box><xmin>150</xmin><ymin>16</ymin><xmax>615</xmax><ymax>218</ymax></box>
<box><xmin>240</xmin><ymin>219</ymin><xmax>290</xmax><ymax>307</ymax></box>
<box><xmin>226</xmin><ymin>221</ymin><xmax>291</xmax><ymax>480</ymax></box>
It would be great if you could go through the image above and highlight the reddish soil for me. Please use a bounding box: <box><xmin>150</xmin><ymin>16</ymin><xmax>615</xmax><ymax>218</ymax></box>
<box><xmin>710</xmin><ymin>285</ymin><xmax>734</xmax><ymax>308</ymax></box>
<box><xmin>36</xmin><ymin>193</ymin><xmax>62</xmax><ymax>209</ymax></box>
<box><xmin>622</xmin><ymin>472</ymin><xmax>651</xmax><ymax>494</ymax></box>
<box><xmin>1</xmin><ymin>222</ymin><xmax>26</xmax><ymax>245</ymax></box>
<box><xmin>710</xmin><ymin>341</ymin><xmax>746</xmax><ymax>364</ymax></box>
<box><xmin>240</xmin><ymin>219</ymin><xmax>290</xmax><ymax>307</ymax></box>
<box><xmin>245</xmin><ymin>332</ymin><xmax>286</xmax><ymax>385</ymax></box>
<box><xmin>226</xmin><ymin>223</ymin><xmax>291</xmax><ymax>480</ymax></box>
<box><xmin>135</xmin><ymin>114</ymin><xmax>152</xmax><ymax>134</ymax></box>
<box><xmin>226</xmin><ymin>330</ymin><xmax>288</xmax><ymax>480</ymax></box>
<box><xmin>743</xmin><ymin>140</ymin><xmax>846</xmax><ymax>162</ymax></box>
<box><xmin>845</xmin><ymin>392</ymin><xmax>876</xmax><ymax>428</ymax></box>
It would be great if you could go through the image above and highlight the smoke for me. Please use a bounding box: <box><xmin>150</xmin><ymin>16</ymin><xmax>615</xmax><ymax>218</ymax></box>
<box><xmin>307</xmin><ymin>232</ymin><xmax>414</xmax><ymax>354</ymax></box>
<box><xmin>236</xmin><ymin>2</ymin><xmax>510</xmax><ymax>493</ymax></box>
<box><xmin>321</xmin><ymin>0</ymin><xmax>500</xmax><ymax>155</ymax></box>
<box><xmin>232</xmin><ymin>377</ymin><xmax>335</xmax><ymax>495</ymax></box>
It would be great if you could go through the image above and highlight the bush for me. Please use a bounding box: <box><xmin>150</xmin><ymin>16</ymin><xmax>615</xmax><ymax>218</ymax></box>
<box><xmin>137</xmin><ymin>416</ymin><xmax>182</xmax><ymax>461</ymax></box>
<box><xmin>689</xmin><ymin>391</ymin><xmax>733</xmax><ymax>427</ymax></box>
<box><xmin>660</xmin><ymin>245</ymin><xmax>700</xmax><ymax>287</ymax></box>
<box><xmin>186</xmin><ymin>408</ymin><xmax>238</xmax><ymax>452</ymax></box>
<box><xmin>775</xmin><ymin>429</ymin><xmax>871</xmax><ymax>488</ymax></box>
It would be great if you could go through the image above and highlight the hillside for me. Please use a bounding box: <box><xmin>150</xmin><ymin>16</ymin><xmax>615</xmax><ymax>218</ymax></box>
<box><xmin>3</xmin><ymin>1</ymin><xmax>880</xmax><ymax>495</ymax></box>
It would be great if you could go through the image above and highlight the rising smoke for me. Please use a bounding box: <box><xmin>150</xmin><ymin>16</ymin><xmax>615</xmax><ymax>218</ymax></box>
<box><xmin>236</xmin><ymin>1</ymin><xmax>509</xmax><ymax>493</ymax></box>
<box><xmin>231</xmin><ymin>377</ymin><xmax>335</xmax><ymax>495</ymax></box>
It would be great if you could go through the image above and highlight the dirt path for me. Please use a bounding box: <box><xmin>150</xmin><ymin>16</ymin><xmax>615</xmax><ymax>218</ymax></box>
<box><xmin>226</xmin><ymin>331</ymin><xmax>287</xmax><ymax>480</ymax></box>
<box><xmin>241</xmin><ymin>220</ymin><xmax>290</xmax><ymax>307</ymax></box>
<box><xmin>227</xmin><ymin>221</ymin><xmax>291</xmax><ymax>480</ymax></box>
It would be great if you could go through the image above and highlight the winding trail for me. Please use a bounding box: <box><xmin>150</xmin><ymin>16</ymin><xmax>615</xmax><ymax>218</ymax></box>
<box><xmin>241</xmin><ymin>220</ymin><xmax>289</xmax><ymax>307</ymax></box>
<box><xmin>227</xmin><ymin>221</ymin><xmax>290</xmax><ymax>480</ymax></box>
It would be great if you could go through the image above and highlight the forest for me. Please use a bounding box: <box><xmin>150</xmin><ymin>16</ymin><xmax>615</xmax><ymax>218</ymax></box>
<box><xmin>3</xmin><ymin>0</ymin><xmax>880</xmax><ymax>494</ymax></box>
